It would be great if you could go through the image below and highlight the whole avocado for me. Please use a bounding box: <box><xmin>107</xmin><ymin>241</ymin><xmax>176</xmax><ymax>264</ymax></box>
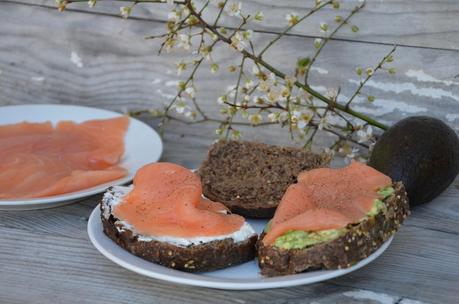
<box><xmin>368</xmin><ymin>116</ymin><xmax>459</xmax><ymax>206</ymax></box>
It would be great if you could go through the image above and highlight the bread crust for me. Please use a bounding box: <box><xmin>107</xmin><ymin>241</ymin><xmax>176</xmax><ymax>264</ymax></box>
<box><xmin>100</xmin><ymin>196</ymin><xmax>257</xmax><ymax>273</ymax></box>
<box><xmin>198</xmin><ymin>140</ymin><xmax>332</xmax><ymax>219</ymax></box>
<box><xmin>257</xmin><ymin>182</ymin><xmax>410</xmax><ymax>276</ymax></box>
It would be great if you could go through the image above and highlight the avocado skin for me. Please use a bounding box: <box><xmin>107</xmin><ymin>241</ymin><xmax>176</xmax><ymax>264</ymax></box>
<box><xmin>368</xmin><ymin>116</ymin><xmax>459</xmax><ymax>206</ymax></box>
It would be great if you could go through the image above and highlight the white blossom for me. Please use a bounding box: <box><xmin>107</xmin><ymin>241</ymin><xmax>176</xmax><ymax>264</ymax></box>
<box><xmin>176</xmin><ymin>61</ymin><xmax>186</xmax><ymax>75</ymax></box>
<box><xmin>185</xmin><ymin>86</ymin><xmax>195</xmax><ymax>98</ymax></box>
<box><xmin>284</xmin><ymin>75</ymin><xmax>297</xmax><ymax>87</ymax></box>
<box><xmin>285</xmin><ymin>13</ymin><xmax>299</xmax><ymax>26</ymax></box>
<box><xmin>168</xmin><ymin>11</ymin><xmax>180</xmax><ymax>22</ymax></box>
<box><xmin>292</xmin><ymin>110</ymin><xmax>302</xmax><ymax>119</ymax></box>
<box><xmin>254</xmin><ymin>11</ymin><xmax>264</xmax><ymax>22</ymax></box>
<box><xmin>318</xmin><ymin>116</ymin><xmax>329</xmax><ymax>130</ymax></box>
<box><xmin>293</xmin><ymin>110</ymin><xmax>313</xmax><ymax>129</ymax></box>
<box><xmin>215</xmin><ymin>128</ymin><xmax>223</xmax><ymax>136</ymax></box>
<box><xmin>120</xmin><ymin>6</ymin><xmax>131</xmax><ymax>19</ymax></box>
<box><xmin>244</xmin><ymin>79</ymin><xmax>254</xmax><ymax>90</ymax></box>
<box><xmin>314</xmin><ymin>38</ymin><xmax>323</xmax><ymax>49</ymax></box>
<box><xmin>230</xmin><ymin>32</ymin><xmax>246</xmax><ymax>51</ymax></box>
<box><xmin>280</xmin><ymin>85</ymin><xmax>290</xmax><ymax>98</ymax></box>
<box><xmin>268</xmin><ymin>112</ymin><xmax>280</xmax><ymax>122</ymax></box>
<box><xmin>88</xmin><ymin>0</ymin><xmax>96</xmax><ymax>8</ymax></box>
<box><xmin>217</xmin><ymin>95</ymin><xmax>227</xmax><ymax>105</ymax></box>
<box><xmin>184</xmin><ymin>111</ymin><xmax>197</xmax><ymax>119</ymax></box>
<box><xmin>342</xmin><ymin>147</ymin><xmax>359</xmax><ymax>162</ymax></box>
<box><xmin>267</xmin><ymin>87</ymin><xmax>281</xmax><ymax>104</ymax></box>
<box><xmin>279</xmin><ymin>112</ymin><xmax>289</xmax><ymax>122</ymax></box>
<box><xmin>325</xmin><ymin>88</ymin><xmax>338</xmax><ymax>99</ymax></box>
<box><xmin>177</xmin><ymin>34</ymin><xmax>191</xmax><ymax>50</ymax></box>
<box><xmin>228</xmin><ymin>2</ymin><xmax>242</xmax><ymax>17</ymax></box>
<box><xmin>174</xmin><ymin>99</ymin><xmax>187</xmax><ymax>114</ymax></box>
<box><xmin>231</xmin><ymin>129</ymin><xmax>242</xmax><ymax>139</ymax></box>
<box><xmin>356</xmin><ymin>125</ymin><xmax>373</xmax><ymax>143</ymax></box>
<box><xmin>249</xmin><ymin>113</ymin><xmax>263</xmax><ymax>125</ymax></box>
<box><xmin>242</xmin><ymin>30</ymin><xmax>253</xmax><ymax>40</ymax></box>
<box><xmin>227</xmin><ymin>85</ymin><xmax>237</xmax><ymax>98</ymax></box>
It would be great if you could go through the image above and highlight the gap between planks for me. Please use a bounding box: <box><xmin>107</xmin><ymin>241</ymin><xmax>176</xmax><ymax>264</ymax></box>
<box><xmin>2</xmin><ymin>0</ymin><xmax>459</xmax><ymax>53</ymax></box>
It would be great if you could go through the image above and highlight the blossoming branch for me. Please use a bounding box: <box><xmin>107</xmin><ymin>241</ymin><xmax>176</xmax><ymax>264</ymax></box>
<box><xmin>57</xmin><ymin>0</ymin><xmax>397</xmax><ymax>159</ymax></box>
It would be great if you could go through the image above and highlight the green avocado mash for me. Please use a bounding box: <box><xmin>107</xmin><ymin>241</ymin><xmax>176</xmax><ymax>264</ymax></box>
<box><xmin>274</xmin><ymin>229</ymin><xmax>345</xmax><ymax>249</ymax></box>
<box><xmin>273</xmin><ymin>185</ymin><xmax>394</xmax><ymax>250</ymax></box>
<box><xmin>377</xmin><ymin>186</ymin><xmax>394</xmax><ymax>199</ymax></box>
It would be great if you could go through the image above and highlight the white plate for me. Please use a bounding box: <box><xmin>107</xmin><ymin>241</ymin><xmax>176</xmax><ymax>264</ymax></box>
<box><xmin>88</xmin><ymin>206</ymin><xmax>393</xmax><ymax>290</ymax></box>
<box><xmin>0</xmin><ymin>104</ymin><xmax>163</xmax><ymax>210</ymax></box>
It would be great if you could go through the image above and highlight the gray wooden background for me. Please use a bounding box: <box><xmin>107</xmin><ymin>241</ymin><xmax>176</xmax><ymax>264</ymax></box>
<box><xmin>0</xmin><ymin>1</ymin><xmax>458</xmax><ymax>303</ymax></box>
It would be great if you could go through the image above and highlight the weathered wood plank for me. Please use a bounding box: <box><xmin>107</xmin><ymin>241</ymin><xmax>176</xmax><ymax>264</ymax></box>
<box><xmin>7</xmin><ymin>0</ymin><xmax>459</xmax><ymax>51</ymax></box>
<box><xmin>1</xmin><ymin>1</ymin><xmax>459</xmax><ymax>136</ymax></box>
<box><xmin>0</xmin><ymin>225</ymin><xmax>443</xmax><ymax>303</ymax></box>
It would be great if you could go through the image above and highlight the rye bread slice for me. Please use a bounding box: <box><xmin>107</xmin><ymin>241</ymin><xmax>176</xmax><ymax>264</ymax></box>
<box><xmin>101</xmin><ymin>187</ymin><xmax>258</xmax><ymax>273</ymax></box>
<box><xmin>257</xmin><ymin>182</ymin><xmax>410</xmax><ymax>276</ymax></box>
<box><xmin>198</xmin><ymin>140</ymin><xmax>332</xmax><ymax>218</ymax></box>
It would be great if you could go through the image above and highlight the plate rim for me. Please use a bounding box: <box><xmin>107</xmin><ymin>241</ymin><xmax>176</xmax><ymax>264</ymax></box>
<box><xmin>88</xmin><ymin>206</ymin><xmax>393</xmax><ymax>290</ymax></box>
<box><xmin>0</xmin><ymin>104</ymin><xmax>163</xmax><ymax>208</ymax></box>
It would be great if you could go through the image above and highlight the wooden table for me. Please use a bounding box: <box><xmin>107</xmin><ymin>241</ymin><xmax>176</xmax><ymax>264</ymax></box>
<box><xmin>1</xmin><ymin>1</ymin><xmax>458</xmax><ymax>303</ymax></box>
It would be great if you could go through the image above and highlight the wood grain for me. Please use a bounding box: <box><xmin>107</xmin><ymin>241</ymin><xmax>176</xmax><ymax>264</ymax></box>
<box><xmin>1</xmin><ymin>1</ymin><xmax>459</xmax><ymax>136</ymax></box>
<box><xmin>0</xmin><ymin>1</ymin><xmax>458</xmax><ymax>304</ymax></box>
<box><xmin>8</xmin><ymin>0</ymin><xmax>459</xmax><ymax>51</ymax></box>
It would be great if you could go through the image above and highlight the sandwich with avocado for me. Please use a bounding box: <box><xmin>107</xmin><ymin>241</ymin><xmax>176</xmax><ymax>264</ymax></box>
<box><xmin>257</xmin><ymin>161</ymin><xmax>410</xmax><ymax>276</ymax></box>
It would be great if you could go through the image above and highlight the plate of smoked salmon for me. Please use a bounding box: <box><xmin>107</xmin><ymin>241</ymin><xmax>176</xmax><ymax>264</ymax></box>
<box><xmin>0</xmin><ymin>104</ymin><xmax>162</xmax><ymax>210</ymax></box>
<box><xmin>88</xmin><ymin>157</ymin><xmax>408</xmax><ymax>290</ymax></box>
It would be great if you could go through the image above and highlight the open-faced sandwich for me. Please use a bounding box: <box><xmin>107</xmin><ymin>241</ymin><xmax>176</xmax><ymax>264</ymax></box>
<box><xmin>198</xmin><ymin>140</ymin><xmax>331</xmax><ymax>218</ymax></box>
<box><xmin>257</xmin><ymin>161</ymin><xmax>410</xmax><ymax>276</ymax></box>
<box><xmin>101</xmin><ymin>162</ymin><xmax>257</xmax><ymax>272</ymax></box>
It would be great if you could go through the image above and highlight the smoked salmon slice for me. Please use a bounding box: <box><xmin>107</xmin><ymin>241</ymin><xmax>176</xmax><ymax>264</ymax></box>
<box><xmin>263</xmin><ymin>161</ymin><xmax>392</xmax><ymax>245</ymax></box>
<box><xmin>113</xmin><ymin>162</ymin><xmax>244</xmax><ymax>238</ymax></box>
<box><xmin>0</xmin><ymin>116</ymin><xmax>129</xmax><ymax>199</ymax></box>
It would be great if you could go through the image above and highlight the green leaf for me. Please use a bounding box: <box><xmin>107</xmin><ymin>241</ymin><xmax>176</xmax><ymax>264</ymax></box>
<box><xmin>297</xmin><ymin>57</ymin><xmax>311</xmax><ymax>67</ymax></box>
<box><xmin>351</xmin><ymin>25</ymin><xmax>359</xmax><ymax>32</ymax></box>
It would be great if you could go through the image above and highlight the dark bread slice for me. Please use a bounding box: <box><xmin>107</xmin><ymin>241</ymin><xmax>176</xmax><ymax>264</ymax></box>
<box><xmin>198</xmin><ymin>140</ymin><xmax>331</xmax><ymax>218</ymax></box>
<box><xmin>101</xmin><ymin>187</ymin><xmax>258</xmax><ymax>273</ymax></box>
<box><xmin>257</xmin><ymin>182</ymin><xmax>410</xmax><ymax>276</ymax></box>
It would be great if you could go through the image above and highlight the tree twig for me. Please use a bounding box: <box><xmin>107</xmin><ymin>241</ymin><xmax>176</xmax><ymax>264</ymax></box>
<box><xmin>345</xmin><ymin>45</ymin><xmax>397</xmax><ymax>108</ymax></box>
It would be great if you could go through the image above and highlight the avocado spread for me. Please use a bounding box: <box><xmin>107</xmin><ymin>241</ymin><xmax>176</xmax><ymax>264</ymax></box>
<box><xmin>274</xmin><ymin>229</ymin><xmax>345</xmax><ymax>249</ymax></box>
<box><xmin>273</xmin><ymin>185</ymin><xmax>394</xmax><ymax>250</ymax></box>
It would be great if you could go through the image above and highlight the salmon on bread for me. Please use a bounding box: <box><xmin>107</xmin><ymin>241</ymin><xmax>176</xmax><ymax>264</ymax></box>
<box><xmin>257</xmin><ymin>161</ymin><xmax>410</xmax><ymax>276</ymax></box>
<box><xmin>101</xmin><ymin>162</ymin><xmax>258</xmax><ymax>272</ymax></box>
